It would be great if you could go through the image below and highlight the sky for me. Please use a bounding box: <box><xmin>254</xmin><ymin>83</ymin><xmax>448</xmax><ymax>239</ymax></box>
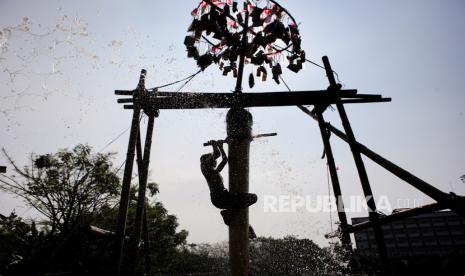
<box><xmin>1</xmin><ymin>0</ymin><xmax>464</xmax><ymax>246</ymax></box>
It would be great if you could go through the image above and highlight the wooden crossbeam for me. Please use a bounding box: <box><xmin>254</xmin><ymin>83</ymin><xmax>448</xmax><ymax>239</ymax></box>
<box><xmin>157</xmin><ymin>91</ymin><xmax>384</xmax><ymax>99</ymax></box>
<box><xmin>116</xmin><ymin>89</ymin><xmax>358</xmax><ymax>96</ymax></box>
<box><xmin>116</xmin><ymin>90</ymin><xmax>391</xmax><ymax>110</ymax></box>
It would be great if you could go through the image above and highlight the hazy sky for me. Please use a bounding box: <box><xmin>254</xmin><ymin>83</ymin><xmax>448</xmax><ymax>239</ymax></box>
<box><xmin>1</xmin><ymin>0</ymin><xmax>464</xmax><ymax>246</ymax></box>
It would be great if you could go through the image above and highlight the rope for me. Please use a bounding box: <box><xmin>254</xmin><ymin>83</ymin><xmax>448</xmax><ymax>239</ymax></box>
<box><xmin>305</xmin><ymin>58</ymin><xmax>343</xmax><ymax>85</ymax></box>
<box><xmin>147</xmin><ymin>70</ymin><xmax>202</xmax><ymax>91</ymax></box>
<box><xmin>273</xmin><ymin>44</ymin><xmax>343</xmax><ymax>85</ymax></box>
<box><xmin>99</xmin><ymin>127</ymin><xmax>131</xmax><ymax>152</ymax></box>
<box><xmin>175</xmin><ymin>70</ymin><xmax>201</xmax><ymax>92</ymax></box>
<box><xmin>114</xmin><ymin>160</ymin><xmax>126</xmax><ymax>175</ymax></box>
<box><xmin>98</xmin><ymin>114</ymin><xmax>144</xmax><ymax>153</ymax></box>
<box><xmin>327</xmin><ymin>164</ymin><xmax>333</xmax><ymax>232</ymax></box>
<box><xmin>279</xmin><ymin>74</ymin><xmax>336</xmax><ymax>113</ymax></box>
<box><xmin>279</xmin><ymin>75</ymin><xmax>292</xmax><ymax>92</ymax></box>
<box><xmin>93</xmin><ymin>114</ymin><xmax>146</xmax><ymax>181</ymax></box>
<box><xmin>280</xmin><ymin>74</ymin><xmax>336</xmax><ymax>234</ymax></box>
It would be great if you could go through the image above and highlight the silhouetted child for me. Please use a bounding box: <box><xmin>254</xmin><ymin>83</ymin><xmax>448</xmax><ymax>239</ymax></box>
<box><xmin>200</xmin><ymin>140</ymin><xmax>257</xmax><ymax>227</ymax></box>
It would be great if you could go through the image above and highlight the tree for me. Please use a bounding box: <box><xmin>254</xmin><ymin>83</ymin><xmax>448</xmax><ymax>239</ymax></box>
<box><xmin>0</xmin><ymin>144</ymin><xmax>120</xmax><ymax>234</ymax></box>
<box><xmin>91</xmin><ymin>184</ymin><xmax>190</xmax><ymax>275</ymax></box>
<box><xmin>0</xmin><ymin>146</ymin><xmax>191</xmax><ymax>275</ymax></box>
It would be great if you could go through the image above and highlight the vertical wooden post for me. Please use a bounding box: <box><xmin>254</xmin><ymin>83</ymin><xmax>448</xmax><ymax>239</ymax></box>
<box><xmin>322</xmin><ymin>56</ymin><xmax>391</xmax><ymax>275</ymax></box>
<box><xmin>114</xmin><ymin>69</ymin><xmax>146</xmax><ymax>276</ymax></box>
<box><xmin>234</xmin><ymin>10</ymin><xmax>248</xmax><ymax>95</ymax></box>
<box><xmin>142</xmin><ymin>205</ymin><xmax>151</xmax><ymax>276</ymax></box>
<box><xmin>227</xmin><ymin>108</ymin><xmax>253</xmax><ymax>276</ymax></box>
<box><xmin>129</xmin><ymin>114</ymin><xmax>156</xmax><ymax>275</ymax></box>
<box><xmin>315</xmin><ymin>111</ymin><xmax>351</xmax><ymax>249</ymax></box>
<box><xmin>228</xmin><ymin>9</ymin><xmax>251</xmax><ymax>276</ymax></box>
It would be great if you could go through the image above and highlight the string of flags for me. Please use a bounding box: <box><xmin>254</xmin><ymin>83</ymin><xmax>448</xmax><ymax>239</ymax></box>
<box><xmin>184</xmin><ymin>0</ymin><xmax>306</xmax><ymax>88</ymax></box>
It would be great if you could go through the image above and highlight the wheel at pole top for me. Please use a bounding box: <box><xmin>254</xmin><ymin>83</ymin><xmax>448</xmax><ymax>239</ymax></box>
<box><xmin>184</xmin><ymin>0</ymin><xmax>305</xmax><ymax>88</ymax></box>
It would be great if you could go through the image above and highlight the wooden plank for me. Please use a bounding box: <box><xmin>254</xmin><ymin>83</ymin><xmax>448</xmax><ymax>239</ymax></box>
<box><xmin>154</xmin><ymin>89</ymin><xmax>358</xmax><ymax>97</ymax></box>
<box><xmin>340</xmin><ymin>98</ymin><xmax>391</xmax><ymax>104</ymax></box>
<box><xmin>122</xmin><ymin>97</ymin><xmax>390</xmax><ymax>110</ymax></box>
<box><xmin>115</xmin><ymin>90</ymin><xmax>133</xmax><ymax>96</ymax></box>
<box><xmin>121</xmin><ymin>91</ymin><xmax>388</xmax><ymax>110</ymax></box>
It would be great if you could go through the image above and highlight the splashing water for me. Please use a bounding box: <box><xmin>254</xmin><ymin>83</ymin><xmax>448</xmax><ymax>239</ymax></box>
<box><xmin>1</xmin><ymin>16</ymin><xmax>94</xmax><ymax>127</ymax></box>
<box><xmin>0</xmin><ymin>15</ymin><xmax>183</xmax><ymax>130</ymax></box>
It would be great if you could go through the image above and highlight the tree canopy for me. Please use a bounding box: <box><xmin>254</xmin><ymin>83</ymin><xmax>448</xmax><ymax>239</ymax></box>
<box><xmin>0</xmin><ymin>144</ymin><xmax>120</xmax><ymax>234</ymax></box>
<box><xmin>0</xmin><ymin>144</ymin><xmax>192</xmax><ymax>275</ymax></box>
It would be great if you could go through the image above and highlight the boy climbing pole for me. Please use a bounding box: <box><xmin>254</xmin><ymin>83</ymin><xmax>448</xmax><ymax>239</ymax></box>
<box><xmin>200</xmin><ymin>139</ymin><xmax>258</xmax><ymax>229</ymax></box>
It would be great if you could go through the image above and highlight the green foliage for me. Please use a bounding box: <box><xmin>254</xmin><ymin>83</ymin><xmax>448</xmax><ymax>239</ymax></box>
<box><xmin>0</xmin><ymin>145</ymin><xmax>193</xmax><ymax>275</ymax></box>
<box><xmin>0</xmin><ymin>144</ymin><xmax>120</xmax><ymax>234</ymax></box>
<box><xmin>0</xmin><ymin>212</ymin><xmax>46</xmax><ymax>276</ymax></box>
<box><xmin>92</xmin><ymin>183</ymin><xmax>190</xmax><ymax>275</ymax></box>
<box><xmin>0</xmin><ymin>183</ymin><xmax>190</xmax><ymax>275</ymax></box>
